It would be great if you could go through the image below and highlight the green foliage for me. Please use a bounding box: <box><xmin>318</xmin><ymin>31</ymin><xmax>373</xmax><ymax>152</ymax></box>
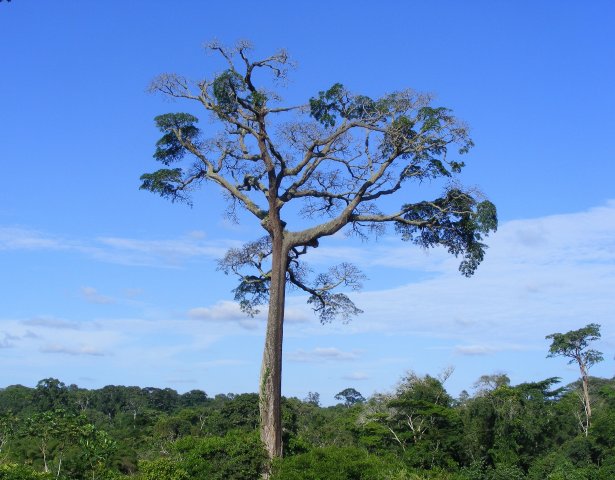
<box><xmin>309</xmin><ymin>83</ymin><xmax>387</xmax><ymax>128</ymax></box>
<box><xmin>396</xmin><ymin>189</ymin><xmax>497</xmax><ymax>277</ymax></box>
<box><xmin>139</xmin><ymin>168</ymin><xmax>185</xmax><ymax>202</ymax></box>
<box><xmin>153</xmin><ymin>113</ymin><xmax>200</xmax><ymax>165</ymax></box>
<box><xmin>527</xmin><ymin>452</ymin><xmax>598</xmax><ymax>480</ymax></box>
<box><xmin>0</xmin><ymin>464</ymin><xmax>52</xmax><ymax>480</ymax></box>
<box><xmin>271</xmin><ymin>446</ymin><xmax>402</xmax><ymax>480</ymax></box>
<box><xmin>0</xmin><ymin>386</ymin><xmax>34</xmax><ymax>416</ymax></box>
<box><xmin>1</xmin><ymin>373</ymin><xmax>615</xmax><ymax>478</ymax></box>
<box><xmin>212</xmin><ymin>70</ymin><xmax>247</xmax><ymax>114</ymax></box>
<box><xmin>137</xmin><ymin>458</ymin><xmax>189</xmax><ymax>480</ymax></box>
<box><xmin>219</xmin><ymin>393</ymin><xmax>259</xmax><ymax>430</ymax></box>
<box><xmin>77</xmin><ymin>423</ymin><xmax>117</xmax><ymax>478</ymax></box>
<box><xmin>546</xmin><ymin>324</ymin><xmax>603</xmax><ymax>367</ymax></box>
<box><xmin>309</xmin><ymin>83</ymin><xmax>349</xmax><ymax>127</ymax></box>
<box><xmin>336</xmin><ymin>388</ymin><xmax>366</xmax><ymax>407</ymax></box>
<box><xmin>170</xmin><ymin>431</ymin><xmax>266</xmax><ymax>480</ymax></box>
<box><xmin>591</xmin><ymin>386</ymin><xmax>615</xmax><ymax>458</ymax></box>
<box><xmin>34</xmin><ymin>379</ymin><xmax>69</xmax><ymax>411</ymax></box>
<box><xmin>140</xmin><ymin>113</ymin><xmax>201</xmax><ymax>202</ymax></box>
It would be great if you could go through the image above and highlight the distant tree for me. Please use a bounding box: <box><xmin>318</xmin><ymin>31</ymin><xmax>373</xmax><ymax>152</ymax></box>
<box><xmin>304</xmin><ymin>392</ymin><xmax>320</xmax><ymax>407</ymax></box>
<box><xmin>546</xmin><ymin>323</ymin><xmax>604</xmax><ymax>435</ymax></box>
<box><xmin>24</xmin><ymin>409</ymin><xmax>77</xmax><ymax>474</ymax></box>
<box><xmin>0</xmin><ymin>385</ymin><xmax>34</xmax><ymax>414</ymax></box>
<box><xmin>335</xmin><ymin>388</ymin><xmax>365</xmax><ymax>407</ymax></box>
<box><xmin>220</xmin><ymin>393</ymin><xmax>260</xmax><ymax>430</ymax></box>
<box><xmin>180</xmin><ymin>389</ymin><xmax>209</xmax><ymax>408</ymax></box>
<box><xmin>359</xmin><ymin>371</ymin><xmax>460</xmax><ymax>467</ymax></box>
<box><xmin>0</xmin><ymin>412</ymin><xmax>16</xmax><ymax>457</ymax></box>
<box><xmin>141</xmin><ymin>41</ymin><xmax>497</xmax><ymax>459</ymax></box>
<box><xmin>459</xmin><ymin>377</ymin><xmax>564</xmax><ymax>469</ymax></box>
<box><xmin>123</xmin><ymin>386</ymin><xmax>147</xmax><ymax>429</ymax></box>
<box><xmin>76</xmin><ymin>422</ymin><xmax>117</xmax><ymax>479</ymax></box>
<box><xmin>34</xmin><ymin>378</ymin><xmax>69</xmax><ymax>411</ymax></box>
<box><xmin>473</xmin><ymin>373</ymin><xmax>510</xmax><ymax>396</ymax></box>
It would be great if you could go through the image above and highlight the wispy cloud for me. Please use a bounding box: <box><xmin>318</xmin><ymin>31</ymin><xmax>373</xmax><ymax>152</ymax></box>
<box><xmin>287</xmin><ymin>347</ymin><xmax>361</xmax><ymax>363</ymax></box>
<box><xmin>40</xmin><ymin>344</ymin><xmax>105</xmax><ymax>356</ymax></box>
<box><xmin>454</xmin><ymin>345</ymin><xmax>497</xmax><ymax>356</ymax></box>
<box><xmin>0</xmin><ymin>332</ymin><xmax>18</xmax><ymax>348</ymax></box>
<box><xmin>0</xmin><ymin>227</ymin><xmax>71</xmax><ymax>251</ymax></box>
<box><xmin>294</xmin><ymin>201</ymin><xmax>615</xmax><ymax>344</ymax></box>
<box><xmin>80</xmin><ymin>286</ymin><xmax>115</xmax><ymax>305</ymax></box>
<box><xmin>1</xmin><ymin>202</ymin><xmax>613</xmax><ymax>395</ymax></box>
<box><xmin>94</xmin><ymin>236</ymin><xmax>230</xmax><ymax>266</ymax></box>
<box><xmin>188</xmin><ymin>301</ymin><xmax>263</xmax><ymax>330</ymax></box>
<box><xmin>0</xmin><ymin>226</ymin><xmax>236</xmax><ymax>267</ymax></box>
<box><xmin>188</xmin><ymin>301</ymin><xmax>248</xmax><ymax>322</ymax></box>
<box><xmin>188</xmin><ymin>300</ymin><xmax>310</xmax><ymax>330</ymax></box>
<box><xmin>22</xmin><ymin>316</ymin><xmax>82</xmax><ymax>330</ymax></box>
<box><xmin>453</xmin><ymin>343</ymin><xmax>529</xmax><ymax>356</ymax></box>
<box><xmin>342</xmin><ymin>371</ymin><xmax>370</xmax><ymax>381</ymax></box>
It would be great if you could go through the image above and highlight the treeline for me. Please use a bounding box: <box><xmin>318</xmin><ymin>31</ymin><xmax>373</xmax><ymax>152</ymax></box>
<box><xmin>0</xmin><ymin>372</ymin><xmax>614</xmax><ymax>479</ymax></box>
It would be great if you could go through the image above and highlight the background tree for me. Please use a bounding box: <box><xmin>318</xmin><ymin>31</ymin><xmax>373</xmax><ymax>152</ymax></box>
<box><xmin>335</xmin><ymin>388</ymin><xmax>365</xmax><ymax>407</ymax></box>
<box><xmin>546</xmin><ymin>323</ymin><xmax>604</xmax><ymax>435</ymax></box>
<box><xmin>303</xmin><ymin>392</ymin><xmax>320</xmax><ymax>408</ymax></box>
<box><xmin>141</xmin><ymin>41</ymin><xmax>497</xmax><ymax>460</ymax></box>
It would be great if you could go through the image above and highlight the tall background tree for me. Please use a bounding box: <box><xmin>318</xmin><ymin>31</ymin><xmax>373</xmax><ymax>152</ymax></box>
<box><xmin>141</xmin><ymin>41</ymin><xmax>497</xmax><ymax>460</ymax></box>
<box><xmin>546</xmin><ymin>323</ymin><xmax>604</xmax><ymax>435</ymax></box>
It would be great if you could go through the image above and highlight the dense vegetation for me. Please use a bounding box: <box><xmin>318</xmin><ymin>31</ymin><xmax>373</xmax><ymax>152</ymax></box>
<box><xmin>1</xmin><ymin>370</ymin><xmax>613</xmax><ymax>479</ymax></box>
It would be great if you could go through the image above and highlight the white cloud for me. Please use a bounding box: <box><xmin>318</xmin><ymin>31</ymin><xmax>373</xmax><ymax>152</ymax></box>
<box><xmin>123</xmin><ymin>288</ymin><xmax>144</xmax><ymax>298</ymax></box>
<box><xmin>187</xmin><ymin>301</ymin><xmax>264</xmax><ymax>331</ymax></box>
<box><xmin>188</xmin><ymin>301</ymin><xmax>248</xmax><ymax>322</ymax></box>
<box><xmin>188</xmin><ymin>301</ymin><xmax>311</xmax><ymax>330</ymax></box>
<box><xmin>0</xmin><ymin>227</ymin><xmax>71</xmax><ymax>251</ymax></box>
<box><xmin>286</xmin><ymin>347</ymin><xmax>361</xmax><ymax>363</ymax></box>
<box><xmin>81</xmin><ymin>286</ymin><xmax>114</xmax><ymax>305</ymax></box>
<box><xmin>1</xmin><ymin>202</ymin><xmax>613</xmax><ymax>395</ymax></box>
<box><xmin>23</xmin><ymin>330</ymin><xmax>40</xmax><ymax>339</ymax></box>
<box><xmin>0</xmin><ymin>332</ymin><xmax>17</xmax><ymax>348</ymax></box>
<box><xmin>291</xmin><ymin>201</ymin><xmax>615</xmax><ymax>345</ymax></box>
<box><xmin>453</xmin><ymin>343</ymin><xmax>529</xmax><ymax>356</ymax></box>
<box><xmin>22</xmin><ymin>316</ymin><xmax>82</xmax><ymax>330</ymax></box>
<box><xmin>342</xmin><ymin>371</ymin><xmax>370</xmax><ymax>380</ymax></box>
<box><xmin>454</xmin><ymin>345</ymin><xmax>496</xmax><ymax>356</ymax></box>
<box><xmin>95</xmin><ymin>236</ymin><xmax>230</xmax><ymax>266</ymax></box>
<box><xmin>40</xmin><ymin>344</ymin><xmax>105</xmax><ymax>356</ymax></box>
<box><xmin>0</xmin><ymin>226</ymin><xmax>237</xmax><ymax>267</ymax></box>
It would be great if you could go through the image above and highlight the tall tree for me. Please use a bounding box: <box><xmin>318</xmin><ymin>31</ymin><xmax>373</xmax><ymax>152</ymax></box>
<box><xmin>546</xmin><ymin>323</ymin><xmax>603</xmax><ymax>435</ymax></box>
<box><xmin>335</xmin><ymin>388</ymin><xmax>365</xmax><ymax>407</ymax></box>
<box><xmin>141</xmin><ymin>41</ymin><xmax>497</xmax><ymax>460</ymax></box>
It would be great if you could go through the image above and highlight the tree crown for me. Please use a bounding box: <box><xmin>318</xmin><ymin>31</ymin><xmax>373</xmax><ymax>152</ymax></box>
<box><xmin>141</xmin><ymin>42</ymin><xmax>497</xmax><ymax>323</ymax></box>
<box><xmin>546</xmin><ymin>323</ymin><xmax>603</xmax><ymax>368</ymax></box>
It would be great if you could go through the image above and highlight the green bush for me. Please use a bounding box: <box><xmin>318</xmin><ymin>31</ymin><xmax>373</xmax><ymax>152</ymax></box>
<box><xmin>528</xmin><ymin>454</ymin><xmax>597</xmax><ymax>480</ymax></box>
<box><xmin>171</xmin><ymin>431</ymin><xmax>266</xmax><ymax>480</ymax></box>
<box><xmin>271</xmin><ymin>446</ymin><xmax>404</xmax><ymax>480</ymax></box>
<box><xmin>595</xmin><ymin>455</ymin><xmax>615</xmax><ymax>480</ymax></box>
<box><xmin>489</xmin><ymin>465</ymin><xmax>525</xmax><ymax>480</ymax></box>
<box><xmin>0</xmin><ymin>464</ymin><xmax>53</xmax><ymax>480</ymax></box>
<box><xmin>137</xmin><ymin>458</ymin><xmax>189</xmax><ymax>480</ymax></box>
<box><xmin>460</xmin><ymin>462</ymin><xmax>525</xmax><ymax>480</ymax></box>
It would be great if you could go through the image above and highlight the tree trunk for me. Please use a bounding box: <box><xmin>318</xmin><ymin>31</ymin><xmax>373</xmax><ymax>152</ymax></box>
<box><xmin>259</xmin><ymin>232</ymin><xmax>288</xmax><ymax>460</ymax></box>
<box><xmin>580</xmin><ymin>363</ymin><xmax>591</xmax><ymax>436</ymax></box>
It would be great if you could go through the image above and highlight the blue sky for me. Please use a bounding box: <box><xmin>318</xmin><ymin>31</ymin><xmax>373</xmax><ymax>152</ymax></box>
<box><xmin>1</xmin><ymin>1</ymin><xmax>613</xmax><ymax>404</ymax></box>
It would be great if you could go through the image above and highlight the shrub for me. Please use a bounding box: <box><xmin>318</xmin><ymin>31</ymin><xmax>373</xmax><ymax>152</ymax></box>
<box><xmin>271</xmin><ymin>446</ymin><xmax>404</xmax><ymax>480</ymax></box>
<box><xmin>171</xmin><ymin>431</ymin><xmax>266</xmax><ymax>480</ymax></box>
<box><xmin>137</xmin><ymin>458</ymin><xmax>189</xmax><ymax>480</ymax></box>
<box><xmin>0</xmin><ymin>464</ymin><xmax>53</xmax><ymax>480</ymax></box>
